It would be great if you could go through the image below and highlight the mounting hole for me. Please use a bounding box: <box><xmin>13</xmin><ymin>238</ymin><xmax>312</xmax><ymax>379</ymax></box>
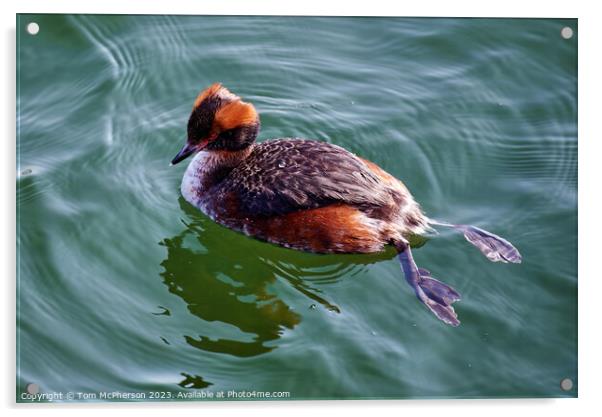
<box><xmin>560</xmin><ymin>378</ymin><xmax>573</xmax><ymax>391</ymax></box>
<box><xmin>26</xmin><ymin>383</ymin><xmax>39</xmax><ymax>395</ymax></box>
<box><xmin>26</xmin><ymin>22</ymin><xmax>40</xmax><ymax>35</ymax></box>
<box><xmin>561</xmin><ymin>26</ymin><xmax>573</xmax><ymax>39</ymax></box>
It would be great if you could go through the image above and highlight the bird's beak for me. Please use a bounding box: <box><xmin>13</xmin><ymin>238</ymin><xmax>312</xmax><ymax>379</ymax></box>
<box><xmin>170</xmin><ymin>142</ymin><xmax>196</xmax><ymax>165</ymax></box>
<box><xmin>171</xmin><ymin>133</ymin><xmax>216</xmax><ymax>166</ymax></box>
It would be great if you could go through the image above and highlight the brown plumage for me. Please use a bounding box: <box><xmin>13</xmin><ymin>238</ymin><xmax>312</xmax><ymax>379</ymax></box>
<box><xmin>171</xmin><ymin>83</ymin><xmax>522</xmax><ymax>327</ymax></box>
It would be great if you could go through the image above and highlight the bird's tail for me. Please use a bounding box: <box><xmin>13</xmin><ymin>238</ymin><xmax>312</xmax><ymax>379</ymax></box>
<box><xmin>428</xmin><ymin>220</ymin><xmax>522</xmax><ymax>264</ymax></box>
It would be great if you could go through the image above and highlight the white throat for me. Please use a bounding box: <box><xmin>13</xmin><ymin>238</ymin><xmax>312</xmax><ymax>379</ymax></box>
<box><xmin>180</xmin><ymin>146</ymin><xmax>253</xmax><ymax>207</ymax></box>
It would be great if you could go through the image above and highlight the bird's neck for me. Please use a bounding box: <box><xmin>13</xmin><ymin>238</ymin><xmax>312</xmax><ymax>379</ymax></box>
<box><xmin>181</xmin><ymin>145</ymin><xmax>254</xmax><ymax>198</ymax></box>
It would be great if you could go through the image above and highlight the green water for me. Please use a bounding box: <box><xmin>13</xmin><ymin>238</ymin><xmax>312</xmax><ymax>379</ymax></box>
<box><xmin>16</xmin><ymin>15</ymin><xmax>577</xmax><ymax>401</ymax></box>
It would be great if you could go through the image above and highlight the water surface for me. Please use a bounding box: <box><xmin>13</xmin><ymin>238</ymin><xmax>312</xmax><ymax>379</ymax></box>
<box><xmin>17</xmin><ymin>15</ymin><xmax>577</xmax><ymax>400</ymax></box>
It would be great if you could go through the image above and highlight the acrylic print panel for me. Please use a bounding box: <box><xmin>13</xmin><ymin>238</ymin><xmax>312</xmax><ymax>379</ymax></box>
<box><xmin>16</xmin><ymin>14</ymin><xmax>577</xmax><ymax>402</ymax></box>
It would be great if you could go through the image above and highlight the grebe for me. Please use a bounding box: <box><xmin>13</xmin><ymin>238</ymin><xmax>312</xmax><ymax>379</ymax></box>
<box><xmin>171</xmin><ymin>83</ymin><xmax>521</xmax><ymax>327</ymax></box>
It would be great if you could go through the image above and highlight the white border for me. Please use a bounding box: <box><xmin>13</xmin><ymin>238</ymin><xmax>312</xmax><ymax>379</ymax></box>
<box><xmin>3</xmin><ymin>1</ymin><xmax>600</xmax><ymax>416</ymax></box>
<box><xmin>1</xmin><ymin>0</ymin><xmax>586</xmax><ymax>17</ymax></box>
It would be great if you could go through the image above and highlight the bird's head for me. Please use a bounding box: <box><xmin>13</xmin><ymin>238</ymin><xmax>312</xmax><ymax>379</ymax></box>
<box><xmin>171</xmin><ymin>83</ymin><xmax>260</xmax><ymax>165</ymax></box>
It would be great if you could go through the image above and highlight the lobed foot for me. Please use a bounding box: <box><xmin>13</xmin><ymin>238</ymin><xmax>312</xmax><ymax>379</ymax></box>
<box><xmin>397</xmin><ymin>246</ymin><xmax>462</xmax><ymax>327</ymax></box>
<box><xmin>416</xmin><ymin>268</ymin><xmax>461</xmax><ymax>327</ymax></box>
<box><xmin>459</xmin><ymin>225</ymin><xmax>522</xmax><ymax>264</ymax></box>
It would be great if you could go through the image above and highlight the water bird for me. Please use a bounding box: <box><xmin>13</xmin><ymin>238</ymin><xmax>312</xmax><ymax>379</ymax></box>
<box><xmin>171</xmin><ymin>83</ymin><xmax>521</xmax><ymax>326</ymax></box>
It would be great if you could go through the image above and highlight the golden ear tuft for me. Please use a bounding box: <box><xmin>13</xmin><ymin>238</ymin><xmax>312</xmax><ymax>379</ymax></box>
<box><xmin>193</xmin><ymin>83</ymin><xmax>239</xmax><ymax>109</ymax></box>
<box><xmin>214</xmin><ymin>100</ymin><xmax>258</xmax><ymax>131</ymax></box>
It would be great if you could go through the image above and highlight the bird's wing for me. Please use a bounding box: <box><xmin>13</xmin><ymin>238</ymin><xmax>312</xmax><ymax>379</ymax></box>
<box><xmin>220</xmin><ymin>138</ymin><xmax>395</xmax><ymax>217</ymax></box>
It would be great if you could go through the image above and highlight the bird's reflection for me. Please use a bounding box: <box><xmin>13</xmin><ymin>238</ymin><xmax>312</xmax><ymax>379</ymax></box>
<box><xmin>159</xmin><ymin>198</ymin><xmax>403</xmax><ymax>358</ymax></box>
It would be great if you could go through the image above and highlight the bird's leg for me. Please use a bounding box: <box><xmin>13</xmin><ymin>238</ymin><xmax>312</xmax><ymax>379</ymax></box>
<box><xmin>395</xmin><ymin>241</ymin><xmax>461</xmax><ymax>327</ymax></box>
